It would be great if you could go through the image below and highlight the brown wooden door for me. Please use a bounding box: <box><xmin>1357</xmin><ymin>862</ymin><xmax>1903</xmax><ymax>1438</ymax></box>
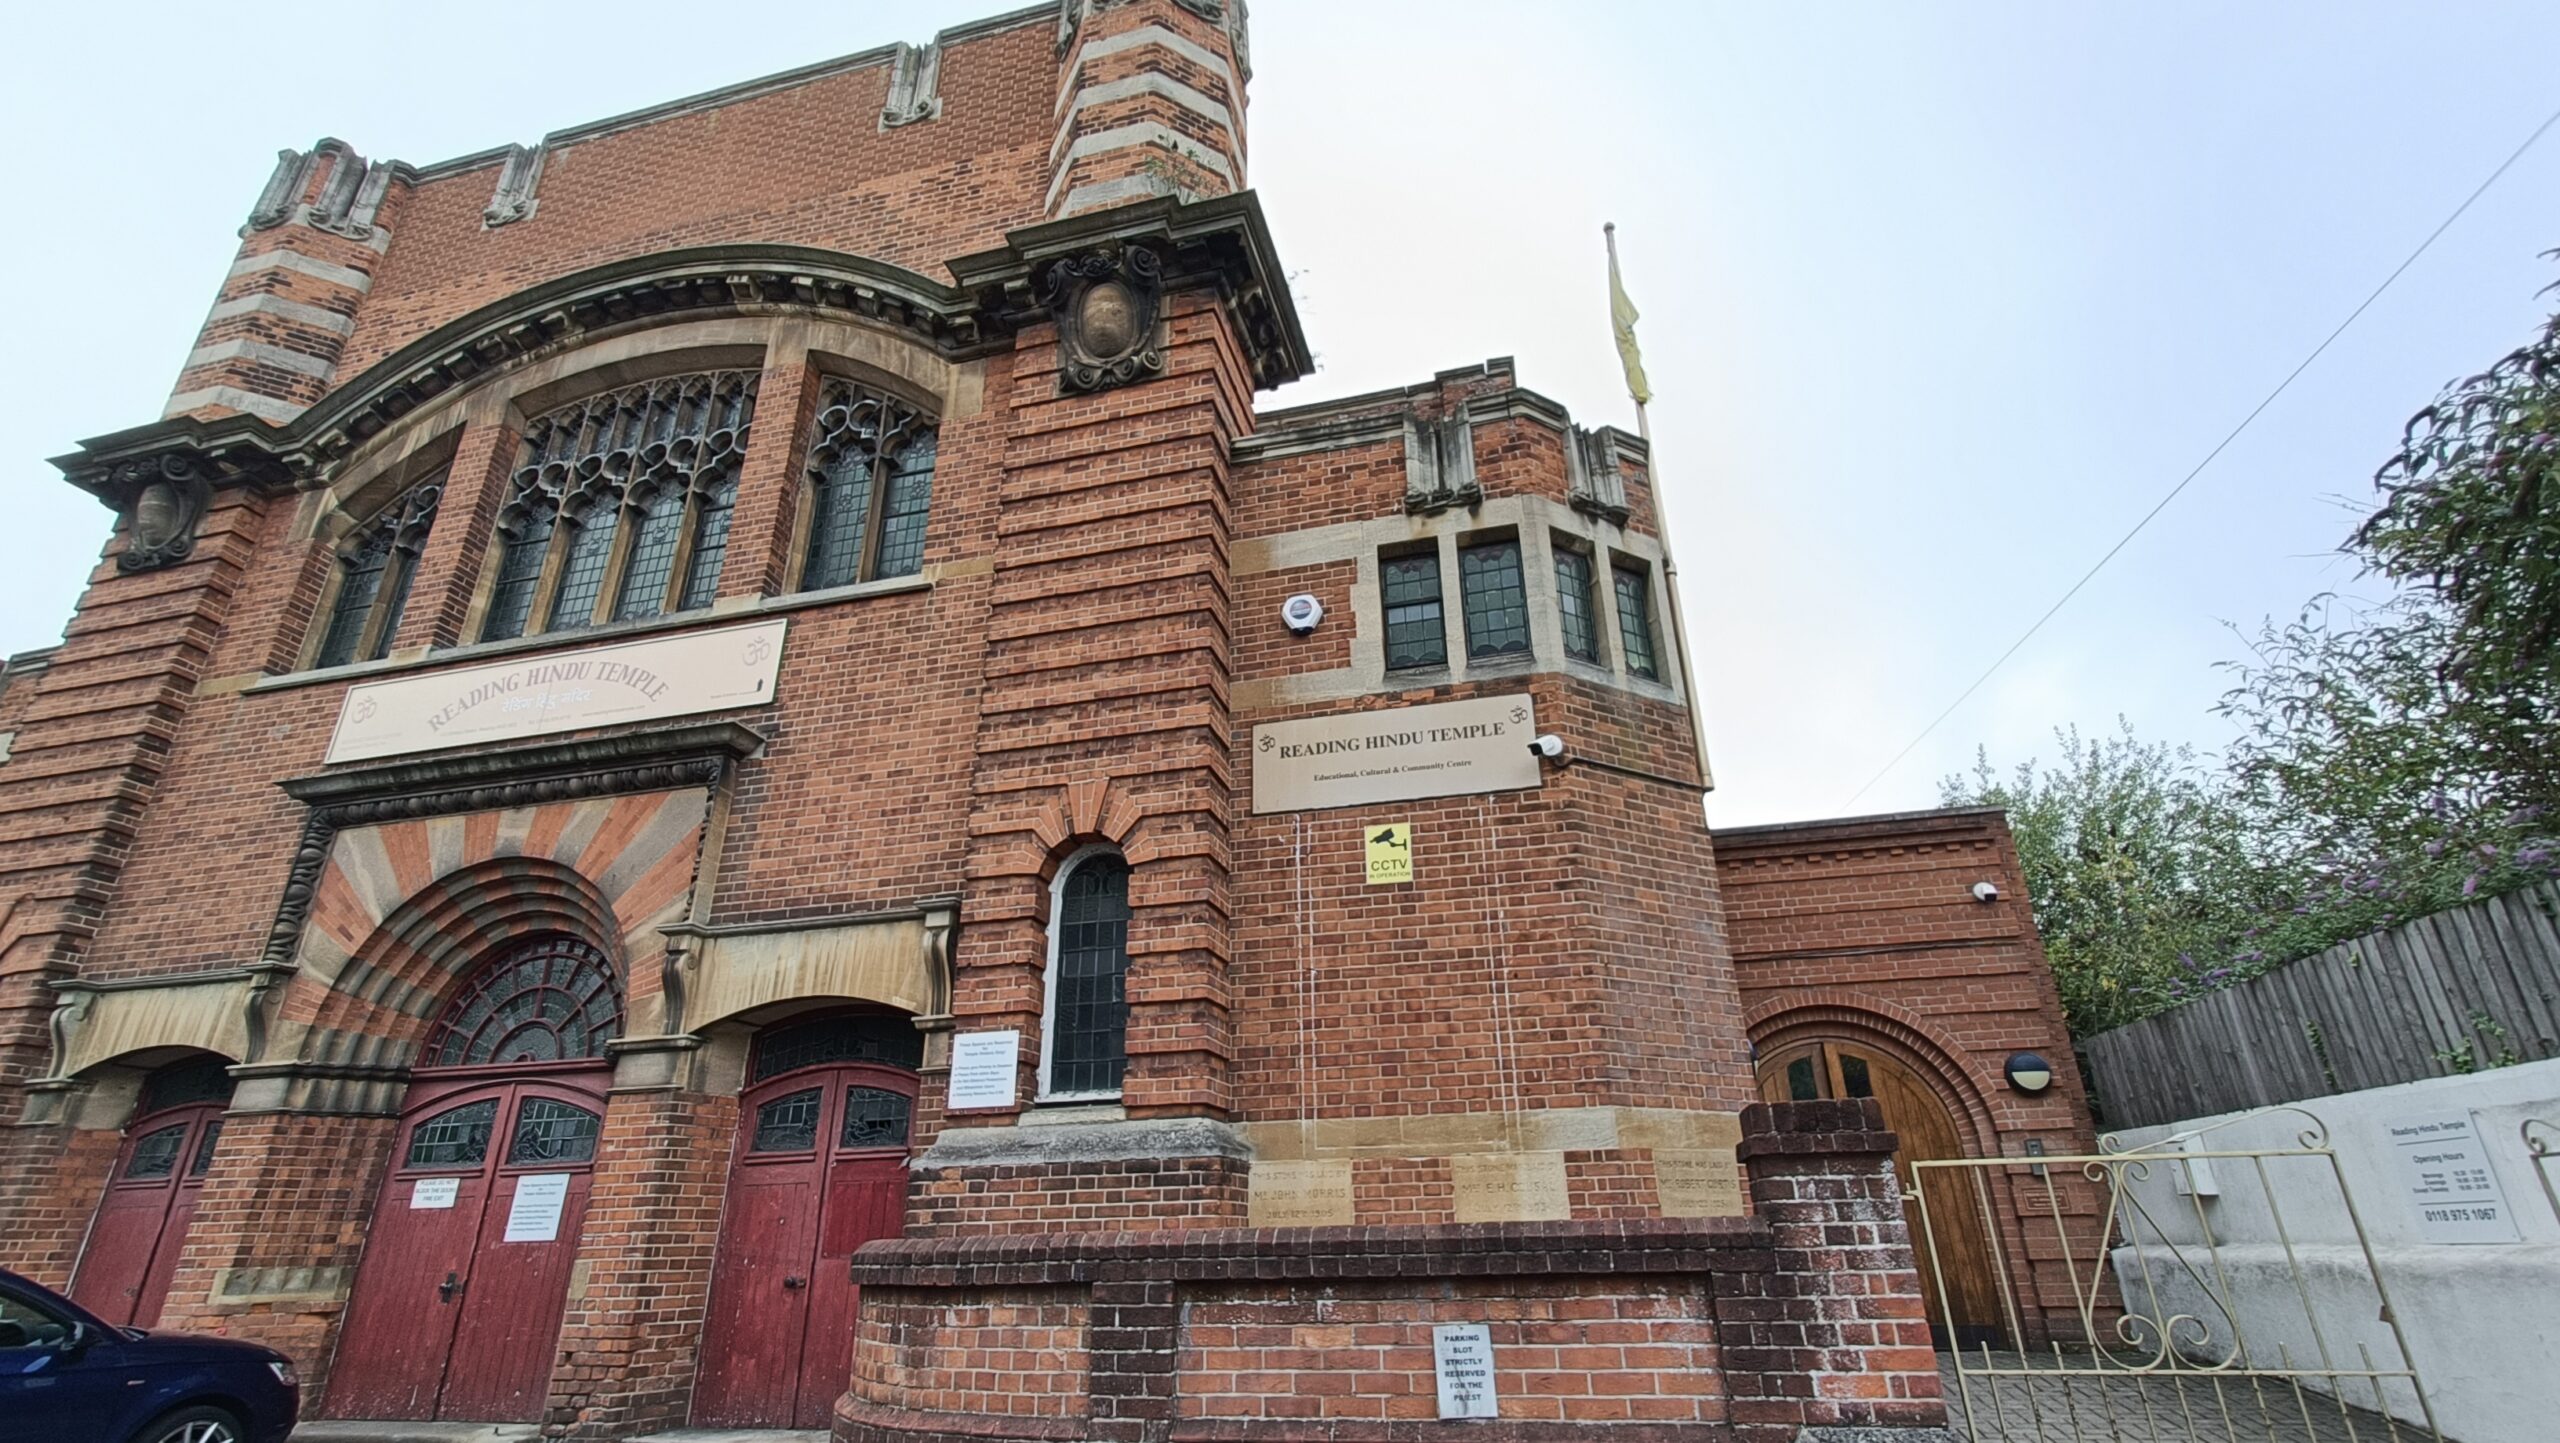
<box><xmin>1757</xmin><ymin>1039</ymin><xmax>2006</xmax><ymax>1348</ymax></box>
<box><xmin>71</xmin><ymin>1103</ymin><xmax>224</xmax><ymax>1327</ymax></box>
<box><xmin>694</xmin><ymin>1064</ymin><xmax>914</xmax><ymax>1429</ymax></box>
<box><xmin>330</xmin><ymin>1067</ymin><xmax>606</xmax><ymax>1421</ymax></box>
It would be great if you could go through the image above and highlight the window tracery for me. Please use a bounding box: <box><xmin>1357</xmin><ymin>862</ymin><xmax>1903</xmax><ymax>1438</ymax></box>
<box><xmin>422</xmin><ymin>934</ymin><xmax>623</xmax><ymax>1068</ymax></box>
<box><xmin>481</xmin><ymin>371</ymin><xmax>758</xmax><ymax>641</ymax></box>
<box><xmin>314</xmin><ymin>471</ymin><xmax>445</xmax><ymax>668</ymax></box>
<box><xmin>799</xmin><ymin>377</ymin><xmax>938</xmax><ymax>592</ymax></box>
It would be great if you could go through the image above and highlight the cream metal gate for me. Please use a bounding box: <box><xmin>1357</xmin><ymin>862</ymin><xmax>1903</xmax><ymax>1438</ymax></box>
<box><xmin>1909</xmin><ymin>1109</ymin><xmax>2448</xmax><ymax>1443</ymax></box>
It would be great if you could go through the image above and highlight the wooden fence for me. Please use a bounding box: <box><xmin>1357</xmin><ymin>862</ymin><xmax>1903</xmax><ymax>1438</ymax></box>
<box><xmin>2080</xmin><ymin>881</ymin><xmax>2560</xmax><ymax>1130</ymax></box>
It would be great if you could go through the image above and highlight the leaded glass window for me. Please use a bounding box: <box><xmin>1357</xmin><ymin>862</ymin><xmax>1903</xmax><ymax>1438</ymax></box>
<box><xmin>423</xmin><ymin>935</ymin><xmax>623</xmax><ymax>1068</ymax></box>
<box><xmin>752</xmin><ymin>1087</ymin><xmax>823</xmax><ymax>1153</ymax></box>
<box><xmin>799</xmin><ymin>378</ymin><xmax>938</xmax><ymax>592</ymax></box>
<box><xmin>1047</xmin><ymin>853</ymin><xmax>1131</xmax><ymax>1097</ymax></box>
<box><xmin>840</xmin><ymin>1087</ymin><xmax>913</xmax><ymax>1149</ymax></box>
<box><xmin>480</xmin><ymin>371</ymin><xmax>758</xmax><ymax>640</ymax></box>
<box><xmin>1381</xmin><ymin>550</ymin><xmax>1447</xmax><ymax>671</ymax></box>
<box><xmin>1613</xmin><ymin>562</ymin><xmax>1659</xmax><ymax>680</ymax></box>
<box><xmin>1555</xmin><ymin>545</ymin><xmax>1600</xmax><ymax>663</ymax></box>
<box><xmin>137</xmin><ymin>1056</ymin><xmax>234</xmax><ymax>1116</ymax></box>
<box><xmin>124</xmin><ymin>1123</ymin><xmax>187</xmax><ymax>1180</ymax></box>
<box><xmin>314</xmin><ymin>473</ymin><xmax>445</xmax><ymax>668</ymax></box>
<box><xmin>406</xmin><ymin>1099</ymin><xmax>499</xmax><ymax>1169</ymax></box>
<box><xmin>1459</xmin><ymin>538</ymin><xmax>1530</xmax><ymax>660</ymax></box>
<box><xmin>190</xmin><ymin>1121</ymin><xmax>223</xmax><ymax>1178</ymax></box>
<box><xmin>752</xmin><ymin>1015</ymin><xmax>925</xmax><ymax>1082</ymax></box>
<box><xmin>507</xmin><ymin>1098</ymin><xmax>602</xmax><ymax>1165</ymax></box>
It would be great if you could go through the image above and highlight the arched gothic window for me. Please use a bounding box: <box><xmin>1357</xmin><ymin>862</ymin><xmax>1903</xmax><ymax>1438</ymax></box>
<box><xmin>799</xmin><ymin>377</ymin><xmax>938</xmax><ymax>592</ymax></box>
<box><xmin>480</xmin><ymin>371</ymin><xmax>758</xmax><ymax>641</ymax></box>
<box><xmin>423</xmin><ymin>934</ymin><xmax>623</xmax><ymax>1068</ymax></box>
<box><xmin>1041</xmin><ymin>850</ymin><xmax>1132</xmax><ymax>1099</ymax></box>
<box><xmin>313</xmin><ymin>472</ymin><xmax>445</xmax><ymax>668</ymax></box>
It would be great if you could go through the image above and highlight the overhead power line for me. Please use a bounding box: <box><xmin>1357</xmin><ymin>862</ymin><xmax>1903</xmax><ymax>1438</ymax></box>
<box><xmin>1840</xmin><ymin>101</ymin><xmax>2560</xmax><ymax>810</ymax></box>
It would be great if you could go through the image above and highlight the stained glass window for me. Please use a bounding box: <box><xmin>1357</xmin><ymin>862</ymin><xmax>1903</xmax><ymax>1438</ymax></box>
<box><xmin>190</xmin><ymin>1121</ymin><xmax>223</xmax><ymax>1178</ymax></box>
<box><xmin>124</xmin><ymin>1123</ymin><xmax>187</xmax><ymax>1180</ymax></box>
<box><xmin>507</xmin><ymin>1098</ymin><xmax>602</xmax><ymax>1165</ymax></box>
<box><xmin>314</xmin><ymin>473</ymin><xmax>445</xmax><ymax>668</ymax></box>
<box><xmin>751</xmin><ymin>1015</ymin><xmax>924</xmax><ymax>1082</ymax></box>
<box><xmin>752</xmin><ymin>1087</ymin><xmax>823</xmax><ymax>1153</ymax></box>
<box><xmin>1555</xmin><ymin>545</ymin><xmax>1600</xmax><ymax>663</ymax></box>
<box><xmin>1613</xmin><ymin>562</ymin><xmax>1659</xmax><ymax>681</ymax></box>
<box><xmin>1382</xmin><ymin>550</ymin><xmax>1447</xmax><ymax>671</ymax></box>
<box><xmin>406</xmin><ymin>1099</ymin><xmax>499</xmax><ymax>1169</ymax></box>
<box><xmin>1459</xmin><ymin>539</ymin><xmax>1530</xmax><ymax>660</ymax></box>
<box><xmin>422</xmin><ymin>935</ymin><xmax>623</xmax><ymax>1068</ymax></box>
<box><xmin>1048</xmin><ymin>853</ymin><xmax>1131</xmax><ymax>1097</ymax></box>
<box><xmin>137</xmin><ymin>1056</ymin><xmax>234</xmax><ymax>1116</ymax></box>
<box><xmin>479</xmin><ymin>371</ymin><xmax>758</xmax><ymax>640</ymax></box>
<box><xmin>800</xmin><ymin>378</ymin><xmax>938</xmax><ymax>591</ymax></box>
<box><xmin>840</xmin><ymin>1087</ymin><xmax>913</xmax><ymax>1149</ymax></box>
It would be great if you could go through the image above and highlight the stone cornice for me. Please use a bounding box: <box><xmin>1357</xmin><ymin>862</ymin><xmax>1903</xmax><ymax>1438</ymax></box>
<box><xmin>278</xmin><ymin>719</ymin><xmax>767</xmax><ymax>811</ymax></box>
<box><xmin>54</xmin><ymin>192</ymin><xmax>1311</xmax><ymax>503</ymax></box>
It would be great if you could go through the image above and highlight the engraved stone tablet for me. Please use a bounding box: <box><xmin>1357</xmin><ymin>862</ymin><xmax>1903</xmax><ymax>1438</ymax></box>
<box><xmin>1451</xmin><ymin>1150</ymin><xmax>1570</xmax><ymax>1223</ymax></box>
<box><xmin>1249</xmin><ymin>1158</ymin><xmax>1356</xmax><ymax>1226</ymax></box>
<box><xmin>1653</xmin><ymin>1148</ymin><xmax>1745</xmax><ymax>1218</ymax></box>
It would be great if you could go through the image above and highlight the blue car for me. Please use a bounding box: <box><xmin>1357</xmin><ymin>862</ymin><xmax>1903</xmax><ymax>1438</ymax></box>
<box><xmin>0</xmin><ymin>1268</ymin><xmax>299</xmax><ymax>1443</ymax></box>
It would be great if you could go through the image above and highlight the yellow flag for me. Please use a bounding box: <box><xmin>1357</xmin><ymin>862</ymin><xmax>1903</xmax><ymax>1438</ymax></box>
<box><xmin>1607</xmin><ymin>227</ymin><xmax>1652</xmax><ymax>406</ymax></box>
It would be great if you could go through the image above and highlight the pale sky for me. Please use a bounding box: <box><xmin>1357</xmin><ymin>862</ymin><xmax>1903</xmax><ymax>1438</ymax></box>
<box><xmin>5</xmin><ymin>2</ymin><xmax>2556</xmax><ymax>827</ymax></box>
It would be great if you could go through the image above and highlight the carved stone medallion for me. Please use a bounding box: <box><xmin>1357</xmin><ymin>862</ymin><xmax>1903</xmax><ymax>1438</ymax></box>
<box><xmin>1045</xmin><ymin>247</ymin><xmax>1166</xmax><ymax>394</ymax></box>
<box><xmin>112</xmin><ymin>453</ymin><xmax>213</xmax><ymax>572</ymax></box>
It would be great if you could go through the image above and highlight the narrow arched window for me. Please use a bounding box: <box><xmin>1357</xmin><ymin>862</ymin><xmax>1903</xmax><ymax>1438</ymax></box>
<box><xmin>479</xmin><ymin>371</ymin><xmax>758</xmax><ymax>641</ymax></box>
<box><xmin>423</xmin><ymin>934</ymin><xmax>623</xmax><ymax>1067</ymax></box>
<box><xmin>313</xmin><ymin>472</ymin><xmax>444</xmax><ymax>668</ymax></box>
<box><xmin>1042</xmin><ymin>850</ymin><xmax>1131</xmax><ymax>1099</ymax></box>
<box><xmin>799</xmin><ymin>377</ymin><xmax>938</xmax><ymax>592</ymax></box>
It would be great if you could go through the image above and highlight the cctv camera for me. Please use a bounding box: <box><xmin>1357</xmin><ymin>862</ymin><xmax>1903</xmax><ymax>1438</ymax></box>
<box><xmin>1971</xmin><ymin>881</ymin><xmax>2001</xmax><ymax>904</ymax></box>
<box><xmin>1529</xmin><ymin>734</ymin><xmax>1565</xmax><ymax>760</ymax></box>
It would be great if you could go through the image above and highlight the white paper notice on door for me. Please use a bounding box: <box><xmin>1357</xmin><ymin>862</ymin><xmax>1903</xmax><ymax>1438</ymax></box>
<box><xmin>503</xmin><ymin>1172</ymin><xmax>572</xmax><ymax>1242</ymax></box>
<box><xmin>410</xmin><ymin>1177</ymin><xmax>459</xmax><ymax>1210</ymax></box>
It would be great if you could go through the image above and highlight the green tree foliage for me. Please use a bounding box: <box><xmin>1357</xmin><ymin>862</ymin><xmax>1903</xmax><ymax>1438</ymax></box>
<box><xmin>1941</xmin><ymin>725</ymin><xmax>2273</xmax><ymax>1035</ymax></box>
<box><xmin>1955</xmin><ymin>268</ymin><xmax>2560</xmax><ymax>1037</ymax></box>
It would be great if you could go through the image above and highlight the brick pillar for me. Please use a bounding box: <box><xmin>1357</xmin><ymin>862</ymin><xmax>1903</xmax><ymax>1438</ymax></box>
<box><xmin>169</xmin><ymin>140</ymin><xmax>392</xmax><ymax>426</ymax></box>
<box><xmin>1049</xmin><ymin>0</ymin><xmax>1249</xmax><ymax>218</ymax></box>
<box><xmin>160</xmin><ymin>1109</ymin><xmax>402</xmax><ymax>1397</ymax></box>
<box><xmin>544</xmin><ymin>1082</ymin><xmax>740</xmax><ymax>1440</ymax></box>
<box><xmin>0</xmin><ymin>483</ymin><xmax>271</xmax><ymax>1266</ymax></box>
<box><xmin>720</xmin><ymin>338</ymin><xmax>824</xmax><ymax>602</ymax></box>
<box><xmin>1084</xmin><ymin>1277</ymin><xmax>1179</xmax><ymax>1443</ymax></box>
<box><xmin>1720</xmin><ymin>1099</ymin><xmax>1948</xmax><ymax>1440</ymax></box>
<box><xmin>393</xmin><ymin>410</ymin><xmax>521</xmax><ymax>651</ymax></box>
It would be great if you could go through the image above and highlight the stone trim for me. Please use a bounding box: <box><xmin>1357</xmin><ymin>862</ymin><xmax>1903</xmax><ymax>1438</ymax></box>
<box><xmin>63</xmin><ymin>196</ymin><xmax>1313</xmax><ymax>499</ymax></box>
<box><xmin>1053</xmin><ymin>73</ymin><xmax>1239</xmax><ymax>165</ymax></box>
<box><xmin>1043</xmin><ymin>121</ymin><xmax>1238</xmax><ymax>215</ymax></box>
<box><xmin>481</xmin><ymin>143</ymin><xmax>545</xmax><ymax>227</ymax></box>
<box><xmin>915</xmin><ymin>1115</ymin><xmax>1250</xmax><ymax>1170</ymax></box>
<box><xmin>882</xmin><ymin>41</ymin><xmax>946</xmax><ymax>128</ymax></box>
<box><xmin>162</xmin><ymin>387</ymin><xmax>308</xmax><ymax>425</ymax></box>
<box><xmin>205</xmin><ymin>294</ymin><xmax>358</xmax><ymax>336</ymax></box>
<box><xmin>225</xmin><ymin>249</ymin><xmax>373</xmax><ymax>291</ymax></box>
<box><xmin>182</xmin><ymin>339</ymin><xmax>338</xmax><ymax>380</ymax></box>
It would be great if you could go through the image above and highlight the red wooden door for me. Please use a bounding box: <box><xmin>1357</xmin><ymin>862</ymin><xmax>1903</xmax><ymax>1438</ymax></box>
<box><xmin>693</xmin><ymin>1065</ymin><xmax>914</xmax><ymax>1429</ymax></box>
<box><xmin>331</xmin><ymin>1068</ymin><xmax>606</xmax><ymax>1422</ymax></box>
<box><xmin>71</xmin><ymin>1104</ymin><xmax>224</xmax><ymax>1327</ymax></box>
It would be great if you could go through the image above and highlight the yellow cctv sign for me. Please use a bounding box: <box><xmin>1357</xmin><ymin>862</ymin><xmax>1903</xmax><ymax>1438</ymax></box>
<box><xmin>1365</xmin><ymin>823</ymin><xmax>1413</xmax><ymax>885</ymax></box>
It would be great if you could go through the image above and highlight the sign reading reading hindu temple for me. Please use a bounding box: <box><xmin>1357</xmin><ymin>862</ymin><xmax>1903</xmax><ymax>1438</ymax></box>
<box><xmin>1252</xmin><ymin>695</ymin><xmax>1540</xmax><ymax>814</ymax></box>
<box><xmin>325</xmin><ymin>619</ymin><xmax>788</xmax><ymax>764</ymax></box>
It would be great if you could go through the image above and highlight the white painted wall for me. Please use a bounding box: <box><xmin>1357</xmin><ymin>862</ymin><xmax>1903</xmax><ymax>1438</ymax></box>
<box><xmin>2106</xmin><ymin>1059</ymin><xmax>2559</xmax><ymax>1443</ymax></box>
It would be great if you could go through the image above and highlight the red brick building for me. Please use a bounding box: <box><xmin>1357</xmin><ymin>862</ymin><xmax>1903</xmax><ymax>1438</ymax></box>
<box><xmin>0</xmin><ymin>4</ymin><xmax>2094</xmax><ymax>1439</ymax></box>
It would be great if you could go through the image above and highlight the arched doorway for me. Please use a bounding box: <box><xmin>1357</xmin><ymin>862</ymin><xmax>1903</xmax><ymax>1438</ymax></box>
<box><xmin>1756</xmin><ymin>1036</ymin><xmax>2007</xmax><ymax>1348</ymax></box>
<box><xmin>329</xmin><ymin>934</ymin><xmax>622</xmax><ymax>1422</ymax></box>
<box><xmin>692</xmin><ymin>1012</ymin><xmax>921</xmax><ymax>1429</ymax></box>
<box><xmin>71</xmin><ymin>1055</ymin><xmax>234</xmax><ymax>1327</ymax></box>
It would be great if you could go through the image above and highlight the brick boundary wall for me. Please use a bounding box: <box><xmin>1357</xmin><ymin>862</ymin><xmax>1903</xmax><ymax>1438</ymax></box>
<box><xmin>835</xmin><ymin>1101</ymin><xmax>1946</xmax><ymax>1443</ymax></box>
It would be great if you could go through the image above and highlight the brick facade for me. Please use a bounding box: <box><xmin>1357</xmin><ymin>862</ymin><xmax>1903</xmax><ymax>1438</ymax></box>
<box><xmin>0</xmin><ymin>3</ymin><xmax>2072</xmax><ymax>1438</ymax></box>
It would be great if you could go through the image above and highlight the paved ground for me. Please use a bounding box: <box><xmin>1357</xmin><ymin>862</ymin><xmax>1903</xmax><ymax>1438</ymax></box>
<box><xmin>1936</xmin><ymin>1354</ymin><xmax>2451</xmax><ymax>1443</ymax></box>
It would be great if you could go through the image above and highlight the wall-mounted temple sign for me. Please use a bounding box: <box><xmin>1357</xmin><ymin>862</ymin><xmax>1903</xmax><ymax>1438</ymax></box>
<box><xmin>325</xmin><ymin>618</ymin><xmax>788</xmax><ymax>764</ymax></box>
<box><xmin>1365</xmin><ymin>823</ymin><xmax>1413</xmax><ymax>885</ymax></box>
<box><xmin>1251</xmin><ymin>694</ymin><xmax>1540</xmax><ymax>814</ymax></box>
<box><xmin>945</xmin><ymin>1029</ymin><xmax>1021</xmax><ymax>1112</ymax></box>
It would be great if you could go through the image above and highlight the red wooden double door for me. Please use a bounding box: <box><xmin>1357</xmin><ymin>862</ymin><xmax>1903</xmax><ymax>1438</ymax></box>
<box><xmin>330</xmin><ymin>1065</ymin><xmax>607</xmax><ymax>1422</ymax></box>
<box><xmin>691</xmin><ymin>1061</ymin><xmax>915</xmax><ymax>1429</ymax></box>
<box><xmin>71</xmin><ymin>1100</ymin><xmax>224</xmax><ymax>1328</ymax></box>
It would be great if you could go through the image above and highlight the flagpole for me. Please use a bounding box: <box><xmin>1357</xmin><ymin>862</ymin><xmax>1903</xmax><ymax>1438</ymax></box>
<box><xmin>1605</xmin><ymin>223</ymin><xmax>1715</xmax><ymax>795</ymax></box>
